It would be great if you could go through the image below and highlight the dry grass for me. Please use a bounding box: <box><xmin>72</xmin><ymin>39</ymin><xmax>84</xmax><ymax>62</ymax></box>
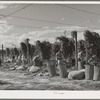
<box><xmin>0</xmin><ymin>63</ymin><xmax>100</xmax><ymax>90</ymax></box>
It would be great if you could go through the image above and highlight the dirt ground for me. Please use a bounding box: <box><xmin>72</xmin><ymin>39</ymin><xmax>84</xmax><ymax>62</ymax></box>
<box><xmin>0</xmin><ymin>63</ymin><xmax>100</xmax><ymax>90</ymax></box>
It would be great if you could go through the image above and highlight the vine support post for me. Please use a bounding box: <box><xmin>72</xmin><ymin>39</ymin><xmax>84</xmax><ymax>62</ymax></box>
<box><xmin>71</xmin><ymin>31</ymin><xmax>78</xmax><ymax>69</ymax></box>
<box><xmin>2</xmin><ymin>44</ymin><xmax>4</xmax><ymax>63</ymax></box>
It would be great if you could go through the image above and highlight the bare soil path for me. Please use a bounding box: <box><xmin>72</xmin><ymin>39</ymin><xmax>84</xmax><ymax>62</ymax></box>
<box><xmin>0</xmin><ymin>63</ymin><xmax>100</xmax><ymax>90</ymax></box>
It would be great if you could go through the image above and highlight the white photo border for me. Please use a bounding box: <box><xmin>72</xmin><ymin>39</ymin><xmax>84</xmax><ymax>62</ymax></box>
<box><xmin>0</xmin><ymin>1</ymin><xmax>100</xmax><ymax>99</ymax></box>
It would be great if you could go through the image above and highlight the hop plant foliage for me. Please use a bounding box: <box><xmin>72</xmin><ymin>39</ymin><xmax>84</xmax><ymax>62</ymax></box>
<box><xmin>36</xmin><ymin>40</ymin><xmax>52</xmax><ymax>60</ymax></box>
<box><xmin>20</xmin><ymin>42</ymin><xmax>27</xmax><ymax>58</ymax></box>
<box><xmin>20</xmin><ymin>42</ymin><xmax>35</xmax><ymax>59</ymax></box>
<box><xmin>56</xmin><ymin>36</ymin><xmax>74</xmax><ymax>59</ymax></box>
<box><xmin>78</xmin><ymin>40</ymin><xmax>85</xmax><ymax>51</ymax></box>
<box><xmin>84</xmin><ymin>30</ymin><xmax>100</xmax><ymax>60</ymax></box>
<box><xmin>52</xmin><ymin>42</ymin><xmax>61</xmax><ymax>55</ymax></box>
<box><xmin>6</xmin><ymin>48</ymin><xmax>10</xmax><ymax>57</ymax></box>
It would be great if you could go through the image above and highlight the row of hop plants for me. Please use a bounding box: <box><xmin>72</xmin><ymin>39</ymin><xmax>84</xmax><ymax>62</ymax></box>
<box><xmin>5</xmin><ymin>37</ymin><xmax>75</xmax><ymax>65</ymax></box>
<box><xmin>3</xmin><ymin>36</ymin><xmax>76</xmax><ymax>77</ymax></box>
<box><xmin>84</xmin><ymin>30</ymin><xmax>100</xmax><ymax>81</ymax></box>
<box><xmin>3</xmin><ymin>30</ymin><xmax>100</xmax><ymax>79</ymax></box>
<box><xmin>2</xmin><ymin>33</ymin><xmax>85</xmax><ymax>62</ymax></box>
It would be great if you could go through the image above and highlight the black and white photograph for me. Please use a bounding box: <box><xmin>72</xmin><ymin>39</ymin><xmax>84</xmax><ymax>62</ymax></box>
<box><xmin>0</xmin><ymin>2</ymin><xmax>100</xmax><ymax>94</ymax></box>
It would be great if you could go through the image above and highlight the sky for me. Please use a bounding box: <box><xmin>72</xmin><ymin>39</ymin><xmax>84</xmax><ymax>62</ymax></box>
<box><xmin>0</xmin><ymin>4</ymin><xmax>100</xmax><ymax>49</ymax></box>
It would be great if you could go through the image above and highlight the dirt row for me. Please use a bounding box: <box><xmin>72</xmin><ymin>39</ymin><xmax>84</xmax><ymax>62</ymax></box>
<box><xmin>0</xmin><ymin>63</ymin><xmax>99</xmax><ymax>90</ymax></box>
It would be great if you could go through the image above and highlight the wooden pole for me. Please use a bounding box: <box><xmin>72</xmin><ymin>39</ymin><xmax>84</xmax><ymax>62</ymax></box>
<box><xmin>86</xmin><ymin>41</ymin><xmax>89</xmax><ymax>64</ymax></box>
<box><xmin>27</xmin><ymin>43</ymin><xmax>29</xmax><ymax>64</ymax></box>
<box><xmin>2</xmin><ymin>44</ymin><xmax>3</xmax><ymax>63</ymax></box>
<box><xmin>75</xmin><ymin>33</ymin><xmax>78</xmax><ymax>69</ymax></box>
<box><xmin>26</xmin><ymin>39</ymin><xmax>30</xmax><ymax>65</ymax></box>
<box><xmin>71</xmin><ymin>31</ymin><xmax>78</xmax><ymax>69</ymax></box>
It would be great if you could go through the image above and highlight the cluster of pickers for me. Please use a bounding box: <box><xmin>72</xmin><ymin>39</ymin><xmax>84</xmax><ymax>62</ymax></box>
<box><xmin>0</xmin><ymin>30</ymin><xmax>100</xmax><ymax>80</ymax></box>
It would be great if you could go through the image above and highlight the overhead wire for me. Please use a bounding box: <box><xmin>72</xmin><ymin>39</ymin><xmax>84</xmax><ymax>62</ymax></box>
<box><xmin>0</xmin><ymin>13</ymin><xmax>99</xmax><ymax>30</ymax></box>
<box><xmin>56</xmin><ymin>4</ymin><xmax>100</xmax><ymax>17</ymax></box>
<box><xmin>0</xmin><ymin>4</ymin><xmax>100</xmax><ymax>31</ymax></box>
<box><xmin>0</xmin><ymin>4</ymin><xmax>32</xmax><ymax>20</ymax></box>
